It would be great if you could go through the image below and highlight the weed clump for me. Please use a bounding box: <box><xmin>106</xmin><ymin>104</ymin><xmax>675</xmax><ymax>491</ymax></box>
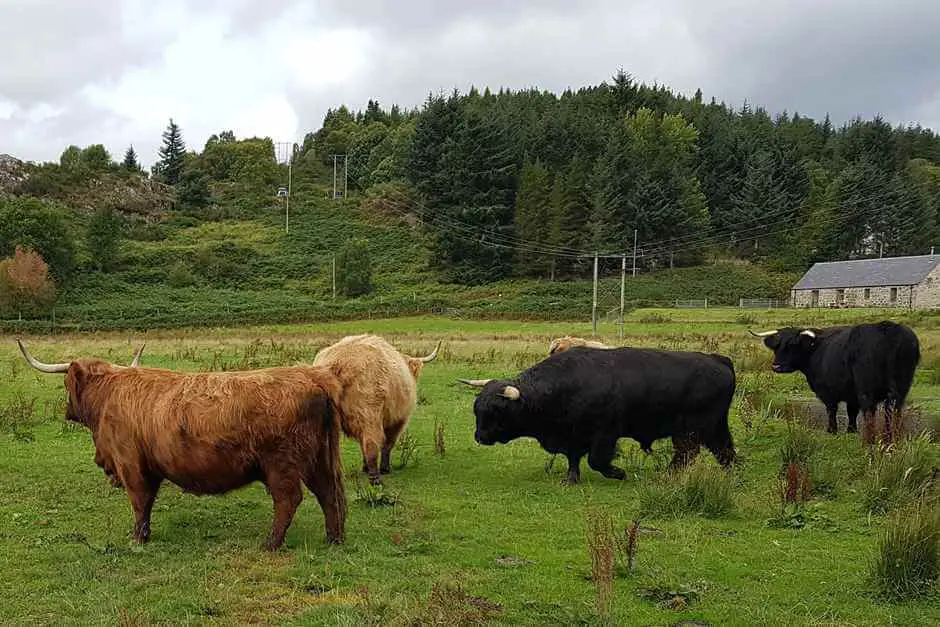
<box><xmin>863</xmin><ymin>433</ymin><xmax>939</xmax><ymax>514</ymax></box>
<box><xmin>870</xmin><ymin>497</ymin><xmax>940</xmax><ymax>601</ymax></box>
<box><xmin>0</xmin><ymin>391</ymin><xmax>38</xmax><ymax>442</ymax></box>
<box><xmin>395</xmin><ymin>429</ymin><xmax>420</xmax><ymax>470</ymax></box>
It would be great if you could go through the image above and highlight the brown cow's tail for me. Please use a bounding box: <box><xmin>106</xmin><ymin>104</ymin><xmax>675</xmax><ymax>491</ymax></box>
<box><xmin>303</xmin><ymin>371</ymin><xmax>348</xmax><ymax>543</ymax></box>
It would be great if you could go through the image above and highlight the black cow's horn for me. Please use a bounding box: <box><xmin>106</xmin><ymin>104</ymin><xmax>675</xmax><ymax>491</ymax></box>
<box><xmin>800</xmin><ymin>330</ymin><xmax>816</xmax><ymax>339</ymax></box>
<box><xmin>458</xmin><ymin>378</ymin><xmax>491</xmax><ymax>387</ymax></box>
<box><xmin>499</xmin><ymin>385</ymin><xmax>521</xmax><ymax>400</ymax></box>
<box><xmin>749</xmin><ymin>329</ymin><xmax>778</xmax><ymax>338</ymax></box>
<box><xmin>16</xmin><ymin>340</ymin><xmax>71</xmax><ymax>373</ymax></box>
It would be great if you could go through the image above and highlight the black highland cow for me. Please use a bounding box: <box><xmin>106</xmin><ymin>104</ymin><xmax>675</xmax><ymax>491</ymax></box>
<box><xmin>459</xmin><ymin>345</ymin><xmax>737</xmax><ymax>484</ymax></box>
<box><xmin>751</xmin><ymin>321</ymin><xmax>920</xmax><ymax>442</ymax></box>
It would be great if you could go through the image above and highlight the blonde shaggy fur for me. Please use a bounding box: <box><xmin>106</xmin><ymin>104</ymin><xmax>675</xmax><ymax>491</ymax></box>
<box><xmin>548</xmin><ymin>335</ymin><xmax>609</xmax><ymax>355</ymax></box>
<box><xmin>313</xmin><ymin>334</ymin><xmax>440</xmax><ymax>484</ymax></box>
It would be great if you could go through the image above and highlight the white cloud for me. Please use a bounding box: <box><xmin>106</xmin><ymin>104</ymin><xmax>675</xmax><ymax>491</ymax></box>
<box><xmin>0</xmin><ymin>0</ymin><xmax>937</xmax><ymax>168</ymax></box>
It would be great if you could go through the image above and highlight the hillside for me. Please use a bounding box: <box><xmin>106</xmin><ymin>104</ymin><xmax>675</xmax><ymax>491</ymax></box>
<box><xmin>0</xmin><ymin>175</ymin><xmax>797</xmax><ymax>332</ymax></box>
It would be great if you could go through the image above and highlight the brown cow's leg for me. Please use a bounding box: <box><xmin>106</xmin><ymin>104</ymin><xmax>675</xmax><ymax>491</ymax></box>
<box><xmin>124</xmin><ymin>473</ymin><xmax>161</xmax><ymax>544</ymax></box>
<box><xmin>304</xmin><ymin>471</ymin><xmax>347</xmax><ymax>545</ymax></box>
<box><xmin>380</xmin><ymin>420</ymin><xmax>407</xmax><ymax>475</ymax></box>
<box><xmin>263</xmin><ymin>469</ymin><xmax>303</xmax><ymax>551</ymax></box>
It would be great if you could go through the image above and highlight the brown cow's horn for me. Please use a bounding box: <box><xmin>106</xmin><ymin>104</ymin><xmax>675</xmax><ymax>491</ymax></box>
<box><xmin>457</xmin><ymin>378</ymin><xmax>491</xmax><ymax>387</ymax></box>
<box><xmin>499</xmin><ymin>385</ymin><xmax>521</xmax><ymax>401</ymax></box>
<box><xmin>748</xmin><ymin>329</ymin><xmax>778</xmax><ymax>338</ymax></box>
<box><xmin>800</xmin><ymin>330</ymin><xmax>816</xmax><ymax>339</ymax></box>
<box><xmin>16</xmin><ymin>340</ymin><xmax>71</xmax><ymax>373</ymax></box>
<box><xmin>130</xmin><ymin>343</ymin><xmax>145</xmax><ymax>367</ymax></box>
<box><xmin>419</xmin><ymin>340</ymin><xmax>441</xmax><ymax>363</ymax></box>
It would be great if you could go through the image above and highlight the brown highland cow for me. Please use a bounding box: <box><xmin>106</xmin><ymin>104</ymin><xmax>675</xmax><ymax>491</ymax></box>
<box><xmin>16</xmin><ymin>340</ymin><xmax>347</xmax><ymax>551</ymax></box>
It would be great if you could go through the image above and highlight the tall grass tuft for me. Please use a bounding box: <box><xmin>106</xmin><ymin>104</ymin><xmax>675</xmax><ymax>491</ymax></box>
<box><xmin>639</xmin><ymin>460</ymin><xmax>735</xmax><ymax>518</ymax></box>
<box><xmin>433</xmin><ymin>418</ymin><xmax>446</xmax><ymax>457</ymax></box>
<box><xmin>863</xmin><ymin>433</ymin><xmax>939</xmax><ymax>514</ymax></box>
<box><xmin>585</xmin><ymin>507</ymin><xmax>615</xmax><ymax>618</ymax></box>
<box><xmin>870</xmin><ymin>497</ymin><xmax>940</xmax><ymax>601</ymax></box>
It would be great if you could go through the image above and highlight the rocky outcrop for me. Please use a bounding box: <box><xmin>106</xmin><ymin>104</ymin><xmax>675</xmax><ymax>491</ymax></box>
<box><xmin>0</xmin><ymin>154</ymin><xmax>29</xmax><ymax>197</ymax></box>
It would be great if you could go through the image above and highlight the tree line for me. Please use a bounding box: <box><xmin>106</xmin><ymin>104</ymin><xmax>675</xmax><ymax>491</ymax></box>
<box><xmin>308</xmin><ymin>71</ymin><xmax>940</xmax><ymax>284</ymax></box>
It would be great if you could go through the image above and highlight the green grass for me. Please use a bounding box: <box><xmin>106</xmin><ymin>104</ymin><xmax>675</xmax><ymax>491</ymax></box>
<box><xmin>0</xmin><ymin>311</ymin><xmax>939</xmax><ymax>624</ymax></box>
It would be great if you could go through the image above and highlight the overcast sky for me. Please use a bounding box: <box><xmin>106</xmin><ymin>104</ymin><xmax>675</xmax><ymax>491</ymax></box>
<box><xmin>1</xmin><ymin>0</ymin><xmax>938</xmax><ymax>168</ymax></box>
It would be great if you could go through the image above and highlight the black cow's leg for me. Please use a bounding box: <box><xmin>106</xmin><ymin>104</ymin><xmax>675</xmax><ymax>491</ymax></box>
<box><xmin>562</xmin><ymin>452</ymin><xmax>582</xmax><ymax>485</ymax></box>
<box><xmin>825</xmin><ymin>402</ymin><xmax>839</xmax><ymax>434</ymax></box>
<box><xmin>861</xmin><ymin>407</ymin><xmax>878</xmax><ymax>446</ymax></box>
<box><xmin>704</xmin><ymin>420</ymin><xmax>736</xmax><ymax>468</ymax></box>
<box><xmin>587</xmin><ymin>435</ymin><xmax>626</xmax><ymax>480</ymax></box>
<box><xmin>881</xmin><ymin>399</ymin><xmax>896</xmax><ymax>445</ymax></box>
<box><xmin>846</xmin><ymin>401</ymin><xmax>859</xmax><ymax>433</ymax></box>
<box><xmin>668</xmin><ymin>432</ymin><xmax>700</xmax><ymax>471</ymax></box>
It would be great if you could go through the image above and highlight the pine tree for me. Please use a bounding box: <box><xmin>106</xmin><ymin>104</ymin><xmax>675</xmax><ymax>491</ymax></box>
<box><xmin>513</xmin><ymin>160</ymin><xmax>554</xmax><ymax>277</ymax></box>
<box><xmin>122</xmin><ymin>145</ymin><xmax>140</xmax><ymax>173</ymax></box>
<box><xmin>87</xmin><ymin>206</ymin><xmax>123</xmax><ymax>271</ymax></box>
<box><xmin>157</xmin><ymin>118</ymin><xmax>186</xmax><ymax>185</ymax></box>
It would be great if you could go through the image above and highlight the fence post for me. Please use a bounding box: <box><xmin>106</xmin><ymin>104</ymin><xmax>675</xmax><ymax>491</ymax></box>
<box><xmin>591</xmin><ymin>252</ymin><xmax>599</xmax><ymax>337</ymax></box>
<box><xmin>704</xmin><ymin>298</ymin><xmax>708</xmax><ymax>309</ymax></box>
<box><xmin>619</xmin><ymin>255</ymin><xmax>626</xmax><ymax>339</ymax></box>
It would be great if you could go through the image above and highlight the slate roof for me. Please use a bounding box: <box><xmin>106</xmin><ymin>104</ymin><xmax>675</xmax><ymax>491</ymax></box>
<box><xmin>793</xmin><ymin>255</ymin><xmax>940</xmax><ymax>290</ymax></box>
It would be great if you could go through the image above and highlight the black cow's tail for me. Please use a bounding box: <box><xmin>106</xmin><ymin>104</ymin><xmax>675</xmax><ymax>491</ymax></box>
<box><xmin>881</xmin><ymin>322</ymin><xmax>920</xmax><ymax>406</ymax></box>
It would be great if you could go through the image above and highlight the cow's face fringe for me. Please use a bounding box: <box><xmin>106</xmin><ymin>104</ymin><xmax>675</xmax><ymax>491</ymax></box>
<box><xmin>763</xmin><ymin>328</ymin><xmax>817</xmax><ymax>373</ymax></box>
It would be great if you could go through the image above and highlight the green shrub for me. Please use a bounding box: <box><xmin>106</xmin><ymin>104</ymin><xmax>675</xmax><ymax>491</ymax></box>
<box><xmin>167</xmin><ymin>262</ymin><xmax>197</xmax><ymax>288</ymax></box>
<box><xmin>337</xmin><ymin>237</ymin><xmax>373</xmax><ymax>297</ymax></box>
<box><xmin>639</xmin><ymin>460</ymin><xmax>735</xmax><ymax>518</ymax></box>
<box><xmin>863</xmin><ymin>433</ymin><xmax>939</xmax><ymax>514</ymax></box>
<box><xmin>870</xmin><ymin>497</ymin><xmax>940</xmax><ymax>600</ymax></box>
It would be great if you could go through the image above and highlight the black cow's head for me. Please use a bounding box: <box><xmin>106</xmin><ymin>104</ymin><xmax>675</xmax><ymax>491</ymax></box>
<box><xmin>750</xmin><ymin>328</ymin><xmax>818</xmax><ymax>373</ymax></box>
<box><xmin>457</xmin><ymin>378</ymin><xmax>524</xmax><ymax>445</ymax></box>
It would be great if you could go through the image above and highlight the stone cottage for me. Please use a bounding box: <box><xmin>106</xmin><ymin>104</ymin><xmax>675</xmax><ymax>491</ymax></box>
<box><xmin>791</xmin><ymin>254</ymin><xmax>940</xmax><ymax>309</ymax></box>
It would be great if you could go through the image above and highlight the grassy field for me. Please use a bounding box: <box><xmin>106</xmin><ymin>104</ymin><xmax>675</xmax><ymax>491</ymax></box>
<box><xmin>0</xmin><ymin>308</ymin><xmax>938</xmax><ymax>625</ymax></box>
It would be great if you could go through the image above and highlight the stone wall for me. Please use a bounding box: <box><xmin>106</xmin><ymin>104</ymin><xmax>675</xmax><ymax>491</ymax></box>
<box><xmin>792</xmin><ymin>285</ymin><xmax>915</xmax><ymax>308</ymax></box>
<box><xmin>912</xmin><ymin>264</ymin><xmax>940</xmax><ymax>309</ymax></box>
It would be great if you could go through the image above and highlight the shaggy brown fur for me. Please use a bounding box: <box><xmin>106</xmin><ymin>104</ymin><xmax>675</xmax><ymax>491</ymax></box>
<box><xmin>313</xmin><ymin>334</ymin><xmax>440</xmax><ymax>485</ymax></box>
<box><xmin>548</xmin><ymin>336</ymin><xmax>609</xmax><ymax>355</ymax></box>
<box><xmin>17</xmin><ymin>341</ymin><xmax>346</xmax><ymax>551</ymax></box>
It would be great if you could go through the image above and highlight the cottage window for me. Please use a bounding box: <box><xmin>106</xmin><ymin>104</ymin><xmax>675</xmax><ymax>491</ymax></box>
<box><xmin>890</xmin><ymin>287</ymin><xmax>898</xmax><ymax>302</ymax></box>
<box><xmin>864</xmin><ymin>288</ymin><xmax>871</xmax><ymax>300</ymax></box>
<box><xmin>837</xmin><ymin>288</ymin><xmax>845</xmax><ymax>303</ymax></box>
<box><xmin>811</xmin><ymin>290</ymin><xmax>819</xmax><ymax>307</ymax></box>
